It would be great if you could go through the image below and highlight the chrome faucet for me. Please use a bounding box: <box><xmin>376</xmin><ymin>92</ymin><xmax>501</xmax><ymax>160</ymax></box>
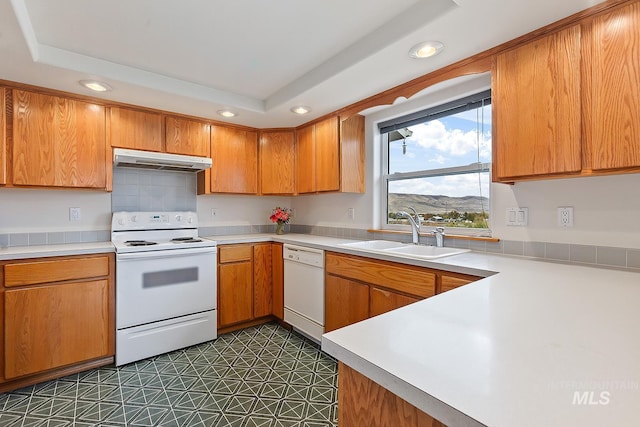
<box><xmin>396</xmin><ymin>207</ymin><xmax>421</xmax><ymax>244</ymax></box>
<box><xmin>433</xmin><ymin>227</ymin><xmax>445</xmax><ymax>247</ymax></box>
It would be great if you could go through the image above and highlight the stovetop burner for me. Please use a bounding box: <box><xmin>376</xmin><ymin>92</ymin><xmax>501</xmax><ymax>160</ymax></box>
<box><xmin>171</xmin><ymin>237</ymin><xmax>203</xmax><ymax>243</ymax></box>
<box><xmin>112</xmin><ymin>211</ymin><xmax>217</xmax><ymax>253</ymax></box>
<box><xmin>125</xmin><ymin>240</ymin><xmax>158</xmax><ymax>246</ymax></box>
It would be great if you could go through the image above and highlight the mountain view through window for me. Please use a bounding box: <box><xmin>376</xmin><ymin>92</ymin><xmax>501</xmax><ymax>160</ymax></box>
<box><xmin>384</xmin><ymin>100</ymin><xmax>491</xmax><ymax>231</ymax></box>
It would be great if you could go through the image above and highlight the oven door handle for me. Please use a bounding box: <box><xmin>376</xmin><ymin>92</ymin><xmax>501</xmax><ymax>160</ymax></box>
<box><xmin>117</xmin><ymin>247</ymin><xmax>217</xmax><ymax>261</ymax></box>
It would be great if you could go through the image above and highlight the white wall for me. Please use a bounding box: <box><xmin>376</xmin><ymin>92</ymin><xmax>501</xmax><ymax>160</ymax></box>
<box><xmin>491</xmin><ymin>175</ymin><xmax>640</xmax><ymax>249</ymax></box>
<box><xmin>0</xmin><ymin>188</ymin><xmax>112</xmax><ymax>232</ymax></box>
<box><xmin>197</xmin><ymin>194</ymin><xmax>293</xmax><ymax>227</ymax></box>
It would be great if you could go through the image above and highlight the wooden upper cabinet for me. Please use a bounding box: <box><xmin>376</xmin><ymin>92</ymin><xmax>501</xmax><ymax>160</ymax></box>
<box><xmin>108</xmin><ymin>107</ymin><xmax>163</xmax><ymax>152</ymax></box>
<box><xmin>340</xmin><ymin>114</ymin><xmax>365</xmax><ymax>193</ymax></box>
<box><xmin>590</xmin><ymin>2</ymin><xmax>640</xmax><ymax>171</ymax></box>
<box><xmin>208</xmin><ymin>125</ymin><xmax>258</xmax><ymax>194</ymax></box>
<box><xmin>260</xmin><ymin>130</ymin><xmax>295</xmax><ymax>194</ymax></box>
<box><xmin>295</xmin><ymin>124</ymin><xmax>316</xmax><ymax>193</ymax></box>
<box><xmin>0</xmin><ymin>87</ymin><xmax>6</xmax><ymax>185</ymax></box>
<box><xmin>493</xmin><ymin>25</ymin><xmax>582</xmax><ymax>180</ymax></box>
<box><xmin>165</xmin><ymin>116</ymin><xmax>210</xmax><ymax>157</ymax></box>
<box><xmin>314</xmin><ymin>116</ymin><xmax>340</xmax><ymax>192</ymax></box>
<box><xmin>12</xmin><ymin>90</ymin><xmax>107</xmax><ymax>189</ymax></box>
<box><xmin>296</xmin><ymin>115</ymin><xmax>357</xmax><ymax>194</ymax></box>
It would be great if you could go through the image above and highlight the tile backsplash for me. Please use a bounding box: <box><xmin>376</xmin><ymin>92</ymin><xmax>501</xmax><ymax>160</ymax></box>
<box><xmin>111</xmin><ymin>168</ymin><xmax>197</xmax><ymax>212</ymax></box>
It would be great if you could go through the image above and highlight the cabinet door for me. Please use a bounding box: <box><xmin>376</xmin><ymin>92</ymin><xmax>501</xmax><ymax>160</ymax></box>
<box><xmin>493</xmin><ymin>25</ymin><xmax>581</xmax><ymax>180</ymax></box>
<box><xmin>210</xmin><ymin>125</ymin><xmax>258</xmax><ymax>193</ymax></box>
<box><xmin>439</xmin><ymin>274</ymin><xmax>475</xmax><ymax>294</ymax></box>
<box><xmin>370</xmin><ymin>287</ymin><xmax>420</xmax><ymax>318</ymax></box>
<box><xmin>325</xmin><ymin>275</ymin><xmax>369</xmax><ymax>332</ymax></box>
<box><xmin>12</xmin><ymin>90</ymin><xmax>107</xmax><ymax>188</ymax></box>
<box><xmin>271</xmin><ymin>243</ymin><xmax>284</xmax><ymax>320</ymax></box>
<box><xmin>253</xmin><ymin>243</ymin><xmax>273</xmax><ymax>318</ymax></box>
<box><xmin>260</xmin><ymin>131</ymin><xmax>295</xmax><ymax>194</ymax></box>
<box><xmin>339</xmin><ymin>115</ymin><xmax>365</xmax><ymax>193</ymax></box>
<box><xmin>590</xmin><ymin>2</ymin><xmax>640</xmax><ymax>170</ymax></box>
<box><xmin>295</xmin><ymin>124</ymin><xmax>316</xmax><ymax>193</ymax></box>
<box><xmin>0</xmin><ymin>87</ymin><xmax>6</xmax><ymax>184</ymax></box>
<box><xmin>165</xmin><ymin>116</ymin><xmax>210</xmax><ymax>157</ymax></box>
<box><xmin>4</xmin><ymin>280</ymin><xmax>110</xmax><ymax>379</ymax></box>
<box><xmin>109</xmin><ymin>107</ymin><xmax>163</xmax><ymax>151</ymax></box>
<box><xmin>218</xmin><ymin>261</ymin><xmax>253</xmax><ymax>327</ymax></box>
<box><xmin>315</xmin><ymin>116</ymin><xmax>340</xmax><ymax>192</ymax></box>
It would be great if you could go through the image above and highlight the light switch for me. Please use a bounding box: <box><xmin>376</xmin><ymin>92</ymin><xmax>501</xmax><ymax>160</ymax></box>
<box><xmin>506</xmin><ymin>207</ymin><xmax>528</xmax><ymax>226</ymax></box>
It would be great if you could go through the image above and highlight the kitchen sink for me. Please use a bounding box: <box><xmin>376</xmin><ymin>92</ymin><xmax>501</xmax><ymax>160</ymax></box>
<box><xmin>383</xmin><ymin>245</ymin><xmax>469</xmax><ymax>259</ymax></box>
<box><xmin>340</xmin><ymin>240</ymin><xmax>469</xmax><ymax>259</ymax></box>
<box><xmin>339</xmin><ymin>240</ymin><xmax>406</xmax><ymax>250</ymax></box>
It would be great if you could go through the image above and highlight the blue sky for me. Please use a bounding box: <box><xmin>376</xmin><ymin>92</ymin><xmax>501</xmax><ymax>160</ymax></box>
<box><xmin>388</xmin><ymin>105</ymin><xmax>491</xmax><ymax>198</ymax></box>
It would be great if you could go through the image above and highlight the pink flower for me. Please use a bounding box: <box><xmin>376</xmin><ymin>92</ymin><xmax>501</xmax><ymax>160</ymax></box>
<box><xmin>270</xmin><ymin>207</ymin><xmax>292</xmax><ymax>224</ymax></box>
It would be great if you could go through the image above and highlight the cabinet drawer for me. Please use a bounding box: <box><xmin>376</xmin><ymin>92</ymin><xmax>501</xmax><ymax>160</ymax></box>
<box><xmin>219</xmin><ymin>245</ymin><xmax>253</xmax><ymax>263</ymax></box>
<box><xmin>326</xmin><ymin>253</ymin><xmax>435</xmax><ymax>298</ymax></box>
<box><xmin>4</xmin><ymin>256</ymin><xmax>110</xmax><ymax>287</ymax></box>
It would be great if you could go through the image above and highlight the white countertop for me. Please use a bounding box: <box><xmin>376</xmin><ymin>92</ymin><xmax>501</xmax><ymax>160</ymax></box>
<box><xmin>0</xmin><ymin>242</ymin><xmax>114</xmax><ymax>260</ymax></box>
<box><xmin>319</xmin><ymin>249</ymin><xmax>640</xmax><ymax>427</ymax></box>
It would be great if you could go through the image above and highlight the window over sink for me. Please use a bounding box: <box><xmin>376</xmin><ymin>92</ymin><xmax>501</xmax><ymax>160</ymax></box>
<box><xmin>379</xmin><ymin>90</ymin><xmax>492</xmax><ymax>236</ymax></box>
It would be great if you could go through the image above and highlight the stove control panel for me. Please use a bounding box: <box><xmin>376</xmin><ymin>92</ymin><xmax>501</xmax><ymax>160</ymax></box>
<box><xmin>112</xmin><ymin>211</ymin><xmax>198</xmax><ymax>231</ymax></box>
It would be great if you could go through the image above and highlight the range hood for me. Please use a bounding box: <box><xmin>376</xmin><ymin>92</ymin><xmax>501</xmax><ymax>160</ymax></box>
<box><xmin>113</xmin><ymin>148</ymin><xmax>212</xmax><ymax>172</ymax></box>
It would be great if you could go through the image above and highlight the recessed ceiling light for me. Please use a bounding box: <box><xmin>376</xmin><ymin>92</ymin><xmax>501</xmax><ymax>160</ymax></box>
<box><xmin>290</xmin><ymin>106</ymin><xmax>311</xmax><ymax>115</ymax></box>
<box><xmin>217</xmin><ymin>110</ymin><xmax>237</xmax><ymax>118</ymax></box>
<box><xmin>79</xmin><ymin>80</ymin><xmax>112</xmax><ymax>92</ymax></box>
<box><xmin>408</xmin><ymin>41</ymin><xmax>444</xmax><ymax>59</ymax></box>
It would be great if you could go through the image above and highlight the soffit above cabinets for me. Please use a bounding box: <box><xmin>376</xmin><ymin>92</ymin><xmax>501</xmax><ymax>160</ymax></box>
<box><xmin>1</xmin><ymin>0</ymin><xmax>599</xmax><ymax>128</ymax></box>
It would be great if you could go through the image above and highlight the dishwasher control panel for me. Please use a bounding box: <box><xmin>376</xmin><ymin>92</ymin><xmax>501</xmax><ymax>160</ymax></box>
<box><xmin>283</xmin><ymin>244</ymin><xmax>324</xmax><ymax>268</ymax></box>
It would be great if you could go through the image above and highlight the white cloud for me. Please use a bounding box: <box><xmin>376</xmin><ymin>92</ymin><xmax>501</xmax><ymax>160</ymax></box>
<box><xmin>405</xmin><ymin>120</ymin><xmax>491</xmax><ymax>161</ymax></box>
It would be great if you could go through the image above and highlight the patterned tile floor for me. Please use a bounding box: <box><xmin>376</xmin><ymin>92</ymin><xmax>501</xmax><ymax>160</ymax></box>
<box><xmin>0</xmin><ymin>323</ymin><xmax>338</xmax><ymax>427</ymax></box>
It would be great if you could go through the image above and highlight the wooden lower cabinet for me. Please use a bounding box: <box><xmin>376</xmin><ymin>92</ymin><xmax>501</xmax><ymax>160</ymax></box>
<box><xmin>325</xmin><ymin>252</ymin><xmax>436</xmax><ymax>332</ymax></box>
<box><xmin>253</xmin><ymin>243</ymin><xmax>273</xmax><ymax>318</ymax></box>
<box><xmin>339</xmin><ymin>362</ymin><xmax>442</xmax><ymax>427</ymax></box>
<box><xmin>218</xmin><ymin>260</ymin><xmax>254</xmax><ymax>327</ymax></box>
<box><xmin>370</xmin><ymin>287</ymin><xmax>420</xmax><ymax>318</ymax></box>
<box><xmin>439</xmin><ymin>274</ymin><xmax>476</xmax><ymax>294</ymax></box>
<box><xmin>4</xmin><ymin>280</ymin><xmax>110</xmax><ymax>378</ymax></box>
<box><xmin>217</xmin><ymin>243</ymin><xmax>277</xmax><ymax>331</ymax></box>
<box><xmin>271</xmin><ymin>243</ymin><xmax>284</xmax><ymax>319</ymax></box>
<box><xmin>325</xmin><ymin>275</ymin><xmax>370</xmax><ymax>332</ymax></box>
<box><xmin>325</xmin><ymin>251</ymin><xmax>481</xmax><ymax>332</ymax></box>
<box><xmin>0</xmin><ymin>253</ymin><xmax>115</xmax><ymax>392</ymax></box>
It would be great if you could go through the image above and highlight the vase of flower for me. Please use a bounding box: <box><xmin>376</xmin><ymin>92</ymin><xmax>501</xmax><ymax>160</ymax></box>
<box><xmin>270</xmin><ymin>207</ymin><xmax>292</xmax><ymax>235</ymax></box>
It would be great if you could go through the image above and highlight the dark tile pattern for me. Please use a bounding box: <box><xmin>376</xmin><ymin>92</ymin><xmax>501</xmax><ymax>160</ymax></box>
<box><xmin>0</xmin><ymin>323</ymin><xmax>337</xmax><ymax>426</ymax></box>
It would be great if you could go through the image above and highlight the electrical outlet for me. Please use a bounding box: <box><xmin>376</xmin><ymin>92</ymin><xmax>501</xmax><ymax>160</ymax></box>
<box><xmin>558</xmin><ymin>207</ymin><xmax>574</xmax><ymax>227</ymax></box>
<box><xmin>211</xmin><ymin>208</ymin><xmax>218</xmax><ymax>218</ymax></box>
<box><xmin>69</xmin><ymin>207</ymin><xmax>81</xmax><ymax>221</ymax></box>
<box><xmin>347</xmin><ymin>207</ymin><xmax>355</xmax><ymax>220</ymax></box>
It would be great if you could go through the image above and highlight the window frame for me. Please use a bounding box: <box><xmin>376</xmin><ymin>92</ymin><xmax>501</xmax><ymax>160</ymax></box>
<box><xmin>380</xmin><ymin>92</ymin><xmax>492</xmax><ymax>237</ymax></box>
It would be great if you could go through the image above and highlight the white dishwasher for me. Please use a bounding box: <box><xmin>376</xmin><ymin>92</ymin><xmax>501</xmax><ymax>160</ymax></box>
<box><xmin>283</xmin><ymin>244</ymin><xmax>325</xmax><ymax>342</ymax></box>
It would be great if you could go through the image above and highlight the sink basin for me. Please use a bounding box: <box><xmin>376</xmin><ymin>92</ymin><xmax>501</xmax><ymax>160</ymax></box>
<box><xmin>340</xmin><ymin>240</ymin><xmax>406</xmax><ymax>250</ymax></box>
<box><xmin>340</xmin><ymin>240</ymin><xmax>469</xmax><ymax>259</ymax></box>
<box><xmin>383</xmin><ymin>245</ymin><xmax>469</xmax><ymax>259</ymax></box>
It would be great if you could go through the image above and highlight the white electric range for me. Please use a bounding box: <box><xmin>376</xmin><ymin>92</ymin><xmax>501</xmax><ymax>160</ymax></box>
<box><xmin>111</xmin><ymin>211</ymin><xmax>217</xmax><ymax>366</ymax></box>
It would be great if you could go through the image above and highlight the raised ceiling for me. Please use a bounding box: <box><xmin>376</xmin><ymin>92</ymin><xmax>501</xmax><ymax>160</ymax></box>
<box><xmin>1</xmin><ymin>0</ymin><xmax>600</xmax><ymax>127</ymax></box>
